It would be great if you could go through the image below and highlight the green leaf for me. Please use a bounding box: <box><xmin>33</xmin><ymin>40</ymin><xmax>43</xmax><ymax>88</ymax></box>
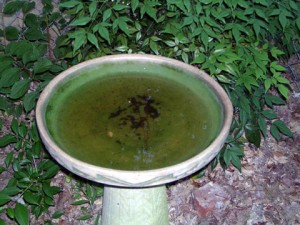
<box><xmin>5</xmin><ymin>26</ymin><xmax>19</xmax><ymax>40</ymax></box>
<box><xmin>210</xmin><ymin>156</ymin><xmax>219</xmax><ymax>170</ymax></box>
<box><xmin>0</xmin><ymin>166</ymin><xmax>6</xmax><ymax>175</ymax></box>
<box><xmin>42</xmin><ymin>164</ymin><xmax>60</xmax><ymax>179</ymax></box>
<box><xmin>264</xmin><ymin>78</ymin><xmax>272</xmax><ymax>91</ymax></box>
<box><xmin>279</xmin><ymin>12</ymin><xmax>287</xmax><ymax>30</ymax></box>
<box><xmin>17</xmin><ymin>122</ymin><xmax>27</xmax><ymax>138</ymax></box>
<box><xmin>0</xmin><ymin>67</ymin><xmax>20</xmax><ymax>88</ymax></box>
<box><xmin>33</xmin><ymin>59</ymin><xmax>53</xmax><ymax>74</ymax></box>
<box><xmin>44</xmin><ymin>195</ymin><xmax>54</xmax><ymax>206</ymax></box>
<box><xmin>239</xmin><ymin>95</ymin><xmax>250</xmax><ymax>114</ymax></box>
<box><xmin>258</xmin><ymin>116</ymin><xmax>267</xmax><ymax>137</ymax></box>
<box><xmin>23</xmin><ymin>191</ymin><xmax>40</xmax><ymax>205</ymax></box>
<box><xmin>216</xmin><ymin>75</ymin><xmax>231</xmax><ymax>84</ymax></box>
<box><xmin>87</xmin><ymin>33</ymin><xmax>99</xmax><ymax>49</ymax></box>
<box><xmin>0</xmin><ymin>134</ymin><xmax>17</xmax><ymax>147</ymax></box>
<box><xmin>0</xmin><ymin>193</ymin><xmax>11</xmax><ymax>205</ymax></box>
<box><xmin>164</xmin><ymin>40</ymin><xmax>176</xmax><ymax>47</ymax></box>
<box><xmin>15</xmin><ymin>203</ymin><xmax>29</xmax><ymax>225</ymax></box>
<box><xmin>275</xmin><ymin>76</ymin><xmax>289</xmax><ymax>84</ymax></box>
<box><xmin>59</xmin><ymin>1</ymin><xmax>81</xmax><ymax>8</ymax></box>
<box><xmin>192</xmin><ymin>54</ymin><xmax>205</xmax><ymax>64</ymax></box>
<box><xmin>278</xmin><ymin>84</ymin><xmax>289</xmax><ymax>99</ymax></box>
<box><xmin>296</xmin><ymin>17</ymin><xmax>300</xmax><ymax>30</ymax></box>
<box><xmin>141</xmin><ymin>2</ymin><xmax>158</xmax><ymax>21</ymax></box>
<box><xmin>24</xmin><ymin>28</ymin><xmax>46</xmax><ymax>41</ymax></box>
<box><xmin>232</xmin><ymin>26</ymin><xmax>241</xmax><ymax>42</ymax></box>
<box><xmin>289</xmin><ymin>1</ymin><xmax>299</xmax><ymax>10</ymax></box>
<box><xmin>3</xmin><ymin>1</ymin><xmax>25</xmax><ymax>14</ymax></box>
<box><xmin>261</xmin><ymin>110</ymin><xmax>277</xmax><ymax>119</ymax></box>
<box><xmin>40</xmin><ymin>159</ymin><xmax>57</xmax><ymax>170</ymax></box>
<box><xmin>0</xmin><ymin>219</ymin><xmax>5</xmax><ymax>225</ymax></box>
<box><xmin>113</xmin><ymin>4</ymin><xmax>128</xmax><ymax>11</ymax></box>
<box><xmin>0</xmin><ymin>56</ymin><xmax>14</xmax><ymax>73</ymax></box>
<box><xmin>233</xmin><ymin>144</ymin><xmax>244</xmax><ymax>154</ymax></box>
<box><xmin>253</xmin><ymin>21</ymin><xmax>261</xmax><ymax>38</ymax></box>
<box><xmin>71</xmin><ymin>199</ymin><xmax>89</xmax><ymax>205</ymax></box>
<box><xmin>231</xmin><ymin>154</ymin><xmax>242</xmax><ymax>172</ymax></box>
<box><xmin>182</xmin><ymin>16</ymin><xmax>194</xmax><ymax>27</ymax></box>
<box><xmin>52</xmin><ymin>211</ymin><xmax>64</xmax><ymax>219</ymax></box>
<box><xmin>102</xmin><ymin>9</ymin><xmax>112</xmax><ymax>22</ymax></box>
<box><xmin>10</xmin><ymin>79</ymin><xmax>30</xmax><ymax>99</ymax></box>
<box><xmin>31</xmin><ymin>206</ymin><xmax>43</xmax><ymax>218</ymax></box>
<box><xmin>181</xmin><ymin>52</ymin><xmax>189</xmax><ymax>63</ymax></box>
<box><xmin>131</xmin><ymin>0</ymin><xmax>139</xmax><ymax>12</ymax></box>
<box><xmin>5</xmin><ymin>151</ymin><xmax>14</xmax><ymax>168</ymax></box>
<box><xmin>223</xmin><ymin>145</ymin><xmax>244</xmax><ymax>170</ymax></box>
<box><xmin>22</xmin><ymin>1</ymin><xmax>35</xmax><ymax>13</ymax></box>
<box><xmin>98</xmin><ymin>25</ymin><xmax>110</xmax><ymax>44</ymax></box>
<box><xmin>270</xmin><ymin>62</ymin><xmax>286</xmax><ymax>72</ymax></box>
<box><xmin>245</xmin><ymin>122</ymin><xmax>261</xmax><ymax>147</ymax></box>
<box><xmin>270</xmin><ymin>124</ymin><xmax>280</xmax><ymax>141</ymax></box>
<box><xmin>149</xmin><ymin>40</ymin><xmax>159</xmax><ymax>55</ymax></box>
<box><xmin>23</xmin><ymin>91</ymin><xmax>39</xmax><ymax>112</ymax></box>
<box><xmin>7</xmin><ymin>207</ymin><xmax>15</xmax><ymax>219</ymax></box>
<box><xmin>223</xmin><ymin>148</ymin><xmax>230</xmax><ymax>166</ymax></box>
<box><xmin>24</xmin><ymin>13</ymin><xmax>40</xmax><ymax>28</ymax></box>
<box><xmin>70</xmin><ymin>17</ymin><xmax>91</xmax><ymax>26</ymax></box>
<box><xmin>254</xmin><ymin>0</ymin><xmax>268</xmax><ymax>6</ymax></box>
<box><xmin>223</xmin><ymin>63</ymin><xmax>238</xmax><ymax>76</ymax></box>
<box><xmin>77</xmin><ymin>215</ymin><xmax>93</xmax><ymax>220</ymax></box>
<box><xmin>11</xmin><ymin>118</ymin><xmax>18</xmax><ymax>134</ymax></box>
<box><xmin>23</xmin><ymin>43</ymin><xmax>46</xmax><ymax>64</ymax></box>
<box><xmin>237</xmin><ymin>75</ymin><xmax>259</xmax><ymax>92</ymax></box>
<box><xmin>117</xmin><ymin>17</ymin><xmax>131</xmax><ymax>36</ymax></box>
<box><xmin>269</xmin><ymin>9</ymin><xmax>281</xmax><ymax>16</ymax></box>
<box><xmin>43</xmin><ymin>182</ymin><xmax>61</xmax><ymax>197</ymax></box>
<box><xmin>264</xmin><ymin>94</ymin><xmax>285</xmax><ymax>107</ymax></box>
<box><xmin>1</xmin><ymin>186</ymin><xmax>20</xmax><ymax>196</ymax></box>
<box><xmin>86</xmin><ymin>183</ymin><xmax>92</xmax><ymax>199</ymax></box>
<box><xmin>273</xmin><ymin>120</ymin><xmax>294</xmax><ymax>138</ymax></box>
<box><xmin>270</xmin><ymin>47</ymin><xmax>285</xmax><ymax>58</ymax></box>
<box><xmin>255</xmin><ymin>9</ymin><xmax>268</xmax><ymax>21</ymax></box>
<box><xmin>115</xmin><ymin>45</ymin><xmax>129</xmax><ymax>52</ymax></box>
<box><xmin>89</xmin><ymin>1</ymin><xmax>97</xmax><ymax>17</ymax></box>
<box><xmin>73</xmin><ymin>32</ymin><xmax>86</xmax><ymax>53</ymax></box>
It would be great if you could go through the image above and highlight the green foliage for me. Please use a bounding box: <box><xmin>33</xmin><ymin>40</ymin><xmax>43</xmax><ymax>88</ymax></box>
<box><xmin>0</xmin><ymin>122</ymin><xmax>61</xmax><ymax>219</ymax></box>
<box><xmin>59</xmin><ymin>0</ymin><xmax>297</xmax><ymax>171</ymax></box>
<box><xmin>0</xmin><ymin>0</ymin><xmax>298</xmax><ymax>223</ymax></box>
<box><xmin>0</xmin><ymin>1</ymin><xmax>67</xmax><ymax>224</ymax></box>
<box><xmin>14</xmin><ymin>203</ymin><xmax>29</xmax><ymax>225</ymax></box>
<box><xmin>68</xmin><ymin>179</ymin><xmax>103</xmax><ymax>223</ymax></box>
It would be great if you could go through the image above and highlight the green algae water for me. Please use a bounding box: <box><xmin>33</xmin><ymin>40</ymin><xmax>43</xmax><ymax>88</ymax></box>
<box><xmin>46</xmin><ymin>71</ymin><xmax>223</xmax><ymax>170</ymax></box>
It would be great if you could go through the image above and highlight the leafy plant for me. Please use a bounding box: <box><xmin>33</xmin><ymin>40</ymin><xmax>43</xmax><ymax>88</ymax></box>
<box><xmin>68</xmin><ymin>178</ymin><xmax>103</xmax><ymax>223</ymax></box>
<box><xmin>0</xmin><ymin>0</ymin><xmax>66</xmax><ymax>224</ymax></box>
<box><xmin>0</xmin><ymin>0</ymin><xmax>299</xmax><ymax>223</ymax></box>
<box><xmin>58</xmin><ymin>0</ymin><xmax>297</xmax><ymax>171</ymax></box>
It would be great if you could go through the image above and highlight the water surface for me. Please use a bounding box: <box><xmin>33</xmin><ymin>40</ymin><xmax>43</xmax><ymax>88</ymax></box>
<box><xmin>46</xmin><ymin>72</ymin><xmax>223</xmax><ymax>170</ymax></box>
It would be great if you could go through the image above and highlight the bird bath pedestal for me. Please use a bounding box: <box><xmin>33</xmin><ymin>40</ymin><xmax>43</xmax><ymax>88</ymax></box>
<box><xmin>36</xmin><ymin>54</ymin><xmax>232</xmax><ymax>225</ymax></box>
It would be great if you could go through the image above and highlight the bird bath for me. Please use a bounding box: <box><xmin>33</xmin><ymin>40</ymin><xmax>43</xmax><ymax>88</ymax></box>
<box><xmin>36</xmin><ymin>54</ymin><xmax>232</xmax><ymax>225</ymax></box>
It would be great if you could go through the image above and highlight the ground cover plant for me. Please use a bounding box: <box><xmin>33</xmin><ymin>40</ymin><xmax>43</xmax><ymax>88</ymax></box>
<box><xmin>0</xmin><ymin>0</ymin><xmax>299</xmax><ymax>224</ymax></box>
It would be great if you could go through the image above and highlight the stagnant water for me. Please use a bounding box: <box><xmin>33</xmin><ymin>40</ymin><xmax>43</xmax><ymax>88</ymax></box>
<box><xmin>46</xmin><ymin>72</ymin><xmax>223</xmax><ymax>170</ymax></box>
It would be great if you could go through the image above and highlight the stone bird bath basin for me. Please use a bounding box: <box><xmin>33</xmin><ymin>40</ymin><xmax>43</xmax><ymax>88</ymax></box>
<box><xmin>36</xmin><ymin>54</ymin><xmax>232</xmax><ymax>225</ymax></box>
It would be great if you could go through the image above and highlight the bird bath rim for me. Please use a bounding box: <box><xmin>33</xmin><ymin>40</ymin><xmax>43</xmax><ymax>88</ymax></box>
<box><xmin>36</xmin><ymin>54</ymin><xmax>233</xmax><ymax>188</ymax></box>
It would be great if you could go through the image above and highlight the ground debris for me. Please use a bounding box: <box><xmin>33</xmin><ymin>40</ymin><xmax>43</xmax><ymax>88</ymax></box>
<box><xmin>168</xmin><ymin>87</ymin><xmax>300</xmax><ymax>225</ymax></box>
